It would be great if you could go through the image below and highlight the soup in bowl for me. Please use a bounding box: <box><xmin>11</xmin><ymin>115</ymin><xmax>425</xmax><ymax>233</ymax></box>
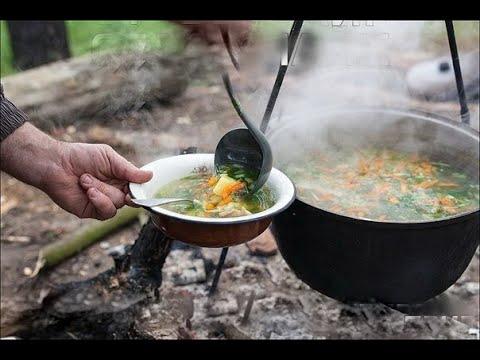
<box><xmin>129</xmin><ymin>153</ymin><xmax>295</xmax><ymax>247</ymax></box>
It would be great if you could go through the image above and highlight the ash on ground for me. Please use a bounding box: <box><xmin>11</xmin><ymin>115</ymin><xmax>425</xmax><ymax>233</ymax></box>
<box><xmin>131</xmin><ymin>240</ymin><xmax>479</xmax><ymax>340</ymax></box>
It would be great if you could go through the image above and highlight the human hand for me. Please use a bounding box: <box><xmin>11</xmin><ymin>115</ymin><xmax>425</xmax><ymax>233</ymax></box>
<box><xmin>48</xmin><ymin>142</ymin><xmax>152</xmax><ymax>220</ymax></box>
<box><xmin>0</xmin><ymin>123</ymin><xmax>152</xmax><ymax>220</ymax></box>
<box><xmin>176</xmin><ymin>20</ymin><xmax>252</xmax><ymax>46</ymax></box>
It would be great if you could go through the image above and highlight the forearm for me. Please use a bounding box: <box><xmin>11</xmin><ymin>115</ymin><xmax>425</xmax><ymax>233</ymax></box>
<box><xmin>0</xmin><ymin>122</ymin><xmax>64</xmax><ymax>191</ymax></box>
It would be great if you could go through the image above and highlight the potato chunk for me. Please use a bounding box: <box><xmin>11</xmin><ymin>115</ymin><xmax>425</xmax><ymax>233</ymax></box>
<box><xmin>213</xmin><ymin>175</ymin><xmax>237</xmax><ymax>196</ymax></box>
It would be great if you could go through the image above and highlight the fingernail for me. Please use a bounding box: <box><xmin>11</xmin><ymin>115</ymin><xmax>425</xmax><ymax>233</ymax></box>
<box><xmin>82</xmin><ymin>174</ymin><xmax>93</xmax><ymax>185</ymax></box>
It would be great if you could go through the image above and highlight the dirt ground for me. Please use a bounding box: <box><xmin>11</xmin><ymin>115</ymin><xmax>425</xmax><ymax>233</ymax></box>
<box><xmin>1</xmin><ymin>45</ymin><xmax>479</xmax><ymax>339</ymax></box>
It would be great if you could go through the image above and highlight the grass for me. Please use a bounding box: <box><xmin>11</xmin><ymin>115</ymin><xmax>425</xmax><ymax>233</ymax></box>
<box><xmin>66</xmin><ymin>21</ymin><xmax>183</xmax><ymax>57</ymax></box>
<box><xmin>0</xmin><ymin>21</ymin><xmax>15</xmax><ymax>77</ymax></box>
<box><xmin>1</xmin><ymin>20</ymin><xmax>184</xmax><ymax>77</ymax></box>
<box><xmin>1</xmin><ymin>21</ymin><xmax>478</xmax><ymax>78</ymax></box>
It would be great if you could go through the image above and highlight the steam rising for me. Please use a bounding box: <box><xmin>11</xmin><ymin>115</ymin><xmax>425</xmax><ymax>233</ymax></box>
<box><xmin>128</xmin><ymin>21</ymin><xmax>477</xmax><ymax>175</ymax></box>
<box><xmin>241</xmin><ymin>22</ymin><xmax>423</xmax><ymax>121</ymax></box>
<box><xmin>230</xmin><ymin>21</ymin><xmax>478</xmax><ymax>176</ymax></box>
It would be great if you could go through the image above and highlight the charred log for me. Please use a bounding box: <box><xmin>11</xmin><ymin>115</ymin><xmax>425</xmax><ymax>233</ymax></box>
<box><xmin>11</xmin><ymin>219</ymin><xmax>172</xmax><ymax>339</ymax></box>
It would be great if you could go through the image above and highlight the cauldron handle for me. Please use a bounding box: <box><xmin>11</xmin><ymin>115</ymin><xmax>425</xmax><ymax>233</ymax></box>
<box><xmin>445</xmin><ymin>20</ymin><xmax>470</xmax><ymax>126</ymax></box>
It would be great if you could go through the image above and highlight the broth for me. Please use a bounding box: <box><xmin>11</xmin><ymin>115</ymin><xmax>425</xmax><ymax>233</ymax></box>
<box><xmin>285</xmin><ymin>148</ymin><xmax>479</xmax><ymax>221</ymax></box>
<box><xmin>156</xmin><ymin>165</ymin><xmax>275</xmax><ymax>218</ymax></box>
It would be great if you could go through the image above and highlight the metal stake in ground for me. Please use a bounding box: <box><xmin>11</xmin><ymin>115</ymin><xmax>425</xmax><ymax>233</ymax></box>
<box><xmin>208</xmin><ymin>247</ymin><xmax>229</xmax><ymax>295</ymax></box>
<box><xmin>241</xmin><ymin>290</ymin><xmax>256</xmax><ymax>325</ymax></box>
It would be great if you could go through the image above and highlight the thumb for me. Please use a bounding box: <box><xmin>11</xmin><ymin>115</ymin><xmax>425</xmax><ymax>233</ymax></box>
<box><xmin>107</xmin><ymin>149</ymin><xmax>153</xmax><ymax>183</ymax></box>
<box><xmin>120</xmin><ymin>162</ymin><xmax>153</xmax><ymax>183</ymax></box>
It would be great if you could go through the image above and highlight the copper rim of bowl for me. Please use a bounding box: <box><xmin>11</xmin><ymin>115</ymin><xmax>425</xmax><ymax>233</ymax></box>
<box><xmin>129</xmin><ymin>153</ymin><xmax>296</xmax><ymax>225</ymax></box>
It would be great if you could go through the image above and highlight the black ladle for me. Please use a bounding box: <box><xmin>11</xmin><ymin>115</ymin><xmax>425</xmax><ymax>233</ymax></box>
<box><xmin>214</xmin><ymin>73</ymin><xmax>273</xmax><ymax>193</ymax></box>
<box><xmin>210</xmin><ymin>22</ymin><xmax>303</xmax><ymax>296</ymax></box>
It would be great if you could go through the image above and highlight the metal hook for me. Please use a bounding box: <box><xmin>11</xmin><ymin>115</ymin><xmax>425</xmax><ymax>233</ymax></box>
<box><xmin>445</xmin><ymin>20</ymin><xmax>470</xmax><ymax>125</ymax></box>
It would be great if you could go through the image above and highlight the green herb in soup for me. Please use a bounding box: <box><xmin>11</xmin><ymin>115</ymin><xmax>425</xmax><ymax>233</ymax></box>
<box><xmin>216</xmin><ymin>164</ymin><xmax>260</xmax><ymax>192</ymax></box>
<box><xmin>285</xmin><ymin>148</ymin><xmax>479</xmax><ymax>221</ymax></box>
<box><xmin>156</xmin><ymin>165</ymin><xmax>275</xmax><ymax>218</ymax></box>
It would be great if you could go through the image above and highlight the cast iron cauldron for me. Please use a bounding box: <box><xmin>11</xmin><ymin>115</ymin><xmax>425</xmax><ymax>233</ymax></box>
<box><xmin>268</xmin><ymin>108</ymin><xmax>479</xmax><ymax>304</ymax></box>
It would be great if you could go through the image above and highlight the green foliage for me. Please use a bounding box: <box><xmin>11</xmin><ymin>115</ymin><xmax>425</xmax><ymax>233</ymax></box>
<box><xmin>66</xmin><ymin>20</ymin><xmax>184</xmax><ymax>57</ymax></box>
<box><xmin>0</xmin><ymin>21</ymin><xmax>15</xmax><ymax>77</ymax></box>
<box><xmin>1</xmin><ymin>20</ymin><xmax>185</xmax><ymax>78</ymax></box>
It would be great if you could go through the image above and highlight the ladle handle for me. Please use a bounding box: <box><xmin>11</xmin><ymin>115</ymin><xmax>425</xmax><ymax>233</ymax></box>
<box><xmin>221</xmin><ymin>29</ymin><xmax>240</xmax><ymax>71</ymax></box>
<box><xmin>222</xmin><ymin>72</ymin><xmax>266</xmax><ymax>146</ymax></box>
<box><xmin>445</xmin><ymin>20</ymin><xmax>470</xmax><ymax>126</ymax></box>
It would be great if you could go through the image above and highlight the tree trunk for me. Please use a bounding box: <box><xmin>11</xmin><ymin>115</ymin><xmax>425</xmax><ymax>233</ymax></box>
<box><xmin>1</xmin><ymin>51</ymin><xmax>190</xmax><ymax>129</ymax></box>
<box><xmin>6</xmin><ymin>21</ymin><xmax>71</xmax><ymax>70</ymax></box>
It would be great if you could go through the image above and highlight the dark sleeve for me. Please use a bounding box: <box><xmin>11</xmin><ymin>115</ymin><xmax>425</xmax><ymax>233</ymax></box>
<box><xmin>1</xmin><ymin>83</ymin><xmax>28</xmax><ymax>142</ymax></box>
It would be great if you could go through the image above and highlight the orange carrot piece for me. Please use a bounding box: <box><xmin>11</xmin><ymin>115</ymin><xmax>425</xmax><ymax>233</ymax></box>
<box><xmin>208</xmin><ymin>176</ymin><xmax>219</xmax><ymax>186</ymax></box>
<box><xmin>221</xmin><ymin>181</ymin><xmax>244</xmax><ymax>199</ymax></box>
<box><xmin>219</xmin><ymin>195</ymin><xmax>232</xmax><ymax>205</ymax></box>
<box><xmin>439</xmin><ymin>196</ymin><xmax>455</xmax><ymax>207</ymax></box>
<box><xmin>205</xmin><ymin>203</ymin><xmax>216</xmax><ymax>210</ymax></box>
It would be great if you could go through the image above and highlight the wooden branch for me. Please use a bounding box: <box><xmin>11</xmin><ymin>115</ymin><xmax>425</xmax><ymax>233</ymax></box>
<box><xmin>32</xmin><ymin>207</ymin><xmax>142</xmax><ymax>275</ymax></box>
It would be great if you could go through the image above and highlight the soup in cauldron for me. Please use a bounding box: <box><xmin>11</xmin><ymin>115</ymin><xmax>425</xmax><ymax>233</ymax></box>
<box><xmin>285</xmin><ymin>148</ymin><xmax>479</xmax><ymax>221</ymax></box>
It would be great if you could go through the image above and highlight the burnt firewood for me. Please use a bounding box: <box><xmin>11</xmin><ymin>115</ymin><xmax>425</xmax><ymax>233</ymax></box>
<box><xmin>10</xmin><ymin>219</ymin><xmax>172</xmax><ymax>339</ymax></box>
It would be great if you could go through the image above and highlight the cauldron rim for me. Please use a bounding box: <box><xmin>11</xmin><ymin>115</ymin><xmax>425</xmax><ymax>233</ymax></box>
<box><xmin>268</xmin><ymin>106</ymin><xmax>479</xmax><ymax>227</ymax></box>
<box><xmin>293</xmin><ymin>197</ymin><xmax>479</xmax><ymax>229</ymax></box>
<box><xmin>267</xmin><ymin>106</ymin><xmax>480</xmax><ymax>140</ymax></box>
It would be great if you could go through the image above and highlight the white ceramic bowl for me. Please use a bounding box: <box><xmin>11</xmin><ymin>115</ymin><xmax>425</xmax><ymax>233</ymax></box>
<box><xmin>129</xmin><ymin>153</ymin><xmax>295</xmax><ymax>247</ymax></box>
